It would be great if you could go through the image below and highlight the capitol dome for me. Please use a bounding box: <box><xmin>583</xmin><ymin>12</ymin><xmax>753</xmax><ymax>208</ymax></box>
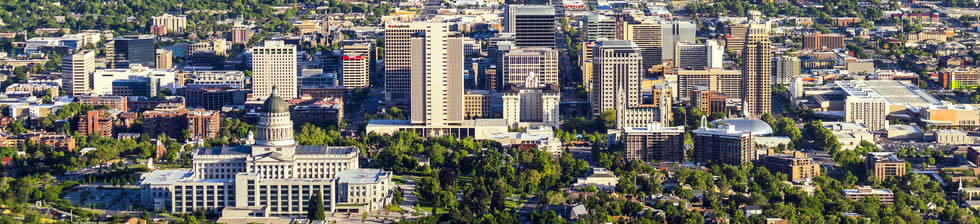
<box><xmin>262</xmin><ymin>90</ymin><xmax>289</xmax><ymax>113</ymax></box>
<box><xmin>712</xmin><ymin>119</ymin><xmax>773</xmax><ymax>136</ymax></box>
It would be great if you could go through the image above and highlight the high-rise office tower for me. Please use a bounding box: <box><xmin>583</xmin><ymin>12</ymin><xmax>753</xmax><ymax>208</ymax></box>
<box><xmin>340</xmin><ymin>41</ymin><xmax>374</xmax><ymax>89</ymax></box>
<box><xmin>409</xmin><ymin>23</ymin><xmax>464</xmax><ymax>126</ymax></box>
<box><xmin>741</xmin><ymin>23</ymin><xmax>772</xmax><ymax>118</ymax></box>
<box><xmin>341</xmin><ymin>52</ymin><xmax>369</xmax><ymax>89</ymax></box>
<box><xmin>582</xmin><ymin>14</ymin><xmax>617</xmax><ymax>42</ymax></box>
<box><xmin>623</xmin><ymin>19</ymin><xmax>662</xmax><ymax>72</ymax></box>
<box><xmin>505</xmin><ymin>4</ymin><xmax>556</xmax><ymax>48</ymax></box>
<box><xmin>107</xmin><ymin>35</ymin><xmax>156</xmax><ymax>69</ymax></box>
<box><xmin>62</xmin><ymin>50</ymin><xmax>96</xmax><ymax>96</ymax></box>
<box><xmin>502</xmin><ymin>47</ymin><xmax>559</xmax><ymax>87</ymax></box>
<box><xmin>251</xmin><ymin>40</ymin><xmax>298</xmax><ymax>100</ymax></box>
<box><xmin>661</xmin><ymin>20</ymin><xmax>696</xmax><ymax>64</ymax></box>
<box><xmin>674</xmin><ymin>40</ymin><xmax>724</xmax><ymax>69</ymax></box>
<box><xmin>773</xmin><ymin>56</ymin><xmax>801</xmax><ymax>85</ymax></box>
<box><xmin>384</xmin><ymin>22</ymin><xmax>428</xmax><ymax>105</ymax></box>
<box><xmin>591</xmin><ymin>40</ymin><xmax>642</xmax><ymax>116</ymax></box>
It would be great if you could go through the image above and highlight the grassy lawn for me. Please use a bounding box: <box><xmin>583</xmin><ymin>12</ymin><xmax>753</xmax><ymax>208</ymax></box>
<box><xmin>386</xmin><ymin>204</ymin><xmax>404</xmax><ymax>213</ymax></box>
<box><xmin>415</xmin><ymin>205</ymin><xmax>450</xmax><ymax>215</ymax></box>
<box><xmin>393</xmin><ymin>175</ymin><xmax>410</xmax><ymax>184</ymax></box>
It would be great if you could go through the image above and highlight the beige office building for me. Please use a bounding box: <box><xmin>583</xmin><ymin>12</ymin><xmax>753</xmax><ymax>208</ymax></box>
<box><xmin>623</xmin><ymin>19</ymin><xmax>663</xmax><ymax>72</ymax></box>
<box><xmin>677</xmin><ymin>68</ymin><xmax>742</xmax><ymax>101</ymax></box>
<box><xmin>156</xmin><ymin>49</ymin><xmax>173</xmax><ymax>69</ymax></box>
<box><xmin>409</xmin><ymin>23</ymin><xmax>464</xmax><ymax>126</ymax></box>
<box><xmin>741</xmin><ymin>23</ymin><xmax>772</xmax><ymax>118</ymax></box>
<box><xmin>591</xmin><ymin>40</ymin><xmax>642</xmax><ymax>116</ymax></box>
<box><xmin>62</xmin><ymin>50</ymin><xmax>96</xmax><ymax>96</ymax></box>
<box><xmin>502</xmin><ymin>47</ymin><xmax>559</xmax><ymax>87</ymax></box>
<box><xmin>844</xmin><ymin>96</ymin><xmax>888</xmax><ymax>131</ymax></box>
<box><xmin>384</xmin><ymin>22</ymin><xmax>429</xmax><ymax>105</ymax></box>
<box><xmin>251</xmin><ymin>40</ymin><xmax>298</xmax><ymax>100</ymax></box>
<box><xmin>464</xmin><ymin>90</ymin><xmax>494</xmax><ymax>119</ymax></box>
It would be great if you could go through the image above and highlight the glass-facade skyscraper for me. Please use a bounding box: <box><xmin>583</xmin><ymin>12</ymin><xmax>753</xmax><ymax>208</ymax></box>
<box><xmin>107</xmin><ymin>35</ymin><xmax>156</xmax><ymax>69</ymax></box>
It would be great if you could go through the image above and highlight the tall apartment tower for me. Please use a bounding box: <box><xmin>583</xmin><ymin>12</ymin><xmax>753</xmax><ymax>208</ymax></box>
<box><xmin>409</xmin><ymin>23</ymin><xmax>464</xmax><ymax>126</ymax></box>
<box><xmin>773</xmin><ymin>56</ymin><xmax>801</xmax><ymax>85</ymax></box>
<box><xmin>505</xmin><ymin>4</ymin><xmax>556</xmax><ymax>48</ymax></box>
<box><xmin>661</xmin><ymin>20</ymin><xmax>696</xmax><ymax>64</ymax></box>
<box><xmin>623</xmin><ymin>19</ymin><xmax>663</xmax><ymax>72</ymax></box>
<box><xmin>674</xmin><ymin>40</ymin><xmax>724</xmax><ymax>69</ymax></box>
<box><xmin>152</xmin><ymin>14</ymin><xmax>187</xmax><ymax>33</ymax></box>
<box><xmin>231</xmin><ymin>25</ymin><xmax>254</xmax><ymax>45</ymax></box>
<box><xmin>741</xmin><ymin>23</ymin><xmax>772</xmax><ymax>118</ymax></box>
<box><xmin>251</xmin><ymin>40</ymin><xmax>298</xmax><ymax>100</ymax></box>
<box><xmin>107</xmin><ymin>35</ymin><xmax>156</xmax><ymax>69</ymax></box>
<box><xmin>62</xmin><ymin>50</ymin><xmax>96</xmax><ymax>96</ymax></box>
<box><xmin>693</xmin><ymin>123</ymin><xmax>755</xmax><ymax>166</ymax></box>
<box><xmin>502</xmin><ymin>47</ymin><xmax>559</xmax><ymax>87</ymax></box>
<box><xmin>155</xmin><ymin>49</ymin><xmax>173</xmax><ymax>69</ymax></box>
<box><xmin>582</xmin><ymin>14</ymin><xmax>617</xmax><ymax>42</ymax></box>
<box><xmin>384</xmin><ymin>22</ymin><xmax>429</xmax><ymax>106</ymax></box>
<box><xmin>622</xmin><ymin>123</ymin><xmax>686</xmax><ymax>162</ymax></box>
<box><xmin>591</xmin><ymin>40</ymin><xmax>642</xmax><ymax>116</ymax></box>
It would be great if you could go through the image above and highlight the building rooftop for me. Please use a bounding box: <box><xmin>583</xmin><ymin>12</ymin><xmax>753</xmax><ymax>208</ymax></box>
<box><xmin>509</xmin><ymin>5</ymin><xmax>555</xmax><ymax>15</ymax></box>
<box><xmin>623</xmin><ymin>122</ymin><xmax>685</xmax><ymax>133</ymax></box>
<box><xmin>195</xmin><ymin>145</ymin><xmax>251</xmax><ymax>156</ymax></box>
<box><xmin>843</xmin><ymin>186</ymin><xmax>893</xmax><ymax>195</ymax></box>
<box><xmin>140</xmin><ymin>169</ymin><xmax>192</xmax><ymax>185</ymax></box>
<box><xmin>868</xmin><ymin>152</ymin><xmax>902</xmax><ymax>162</ymax></box>
<box><xmin>295</xmin><ymin>145</ymin><xmax>358</xmax><ymax>155</ymax></box>
<box><xmin>834</xmin><ymin>80</ymin><xmax>941</xmax><ymax>107</ymax></box>
<box><xmin>336</xmin><ymin>169</ymin><xmax>389</xmax><ymax>184</ymax></box>
<box><xmin>596</xmin><ymin>40</ymin><xmax>639</xmax><ymax>48</ymax></box>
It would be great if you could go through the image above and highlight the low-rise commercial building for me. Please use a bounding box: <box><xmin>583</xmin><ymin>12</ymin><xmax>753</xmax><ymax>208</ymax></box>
<box><xmin>866</xmin><ymin>152</ymin><xmax>906</xmax><ymax>181</ymax></box>
<box><xmin>843</xmin><ymin>186</ymin><xmax>894</xmax><ymax>204</ymax></box>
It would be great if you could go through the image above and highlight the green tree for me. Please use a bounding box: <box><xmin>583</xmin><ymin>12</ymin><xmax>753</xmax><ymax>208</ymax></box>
<box><xmin>308</xmin><ymin>191</ymin><xmax>326</xmax><ymax>220</ymax></box>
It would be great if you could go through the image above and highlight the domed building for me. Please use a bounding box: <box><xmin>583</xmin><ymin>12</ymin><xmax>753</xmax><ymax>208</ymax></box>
<box><xmin>141</xmin><ymin>94</ymin><xmax>393</xmax><ymax>220</ymax></box>
<box><xmin>711</xmin><ymin>119</ymin><xmax>774</xmax><ymax>136</ymax></box>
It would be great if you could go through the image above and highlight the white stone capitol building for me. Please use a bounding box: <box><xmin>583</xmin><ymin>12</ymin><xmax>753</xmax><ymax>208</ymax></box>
<box><xmin>140</xmin><ymin>91</ymin><xmax>392</xmax><ymax>218</ymax></box>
